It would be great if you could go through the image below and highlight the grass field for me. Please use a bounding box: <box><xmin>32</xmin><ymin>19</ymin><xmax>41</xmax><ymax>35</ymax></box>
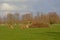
<box><xmin>0</xmin><ymin>24</ymin><xmax>60</xmax><ymax>40</ymax></box>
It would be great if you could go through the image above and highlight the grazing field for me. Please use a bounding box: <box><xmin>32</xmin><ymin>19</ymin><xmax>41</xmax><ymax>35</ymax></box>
<box><xmin>0</xmin><ymin>24</ymin><xmax>60</xmax><ymax>40</ymax></box>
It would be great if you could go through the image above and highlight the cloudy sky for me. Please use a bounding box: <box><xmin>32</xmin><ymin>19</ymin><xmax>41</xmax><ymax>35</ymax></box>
<box><xmin>0</xmin><ymin>0</ymin><xmax>60</xmax><ymax>16</ymax></box>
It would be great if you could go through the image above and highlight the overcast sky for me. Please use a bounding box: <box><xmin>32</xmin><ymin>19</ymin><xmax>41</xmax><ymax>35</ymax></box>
<box><xmin>0</xmin><ymin>0</ymin><xmax>60</xmax><ymax>17</ymax></box>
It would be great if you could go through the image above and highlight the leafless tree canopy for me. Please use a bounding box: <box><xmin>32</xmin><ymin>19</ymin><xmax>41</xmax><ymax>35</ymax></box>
<box><xmin>0</xmin><ymin>12</ymin><xmax>60</xmax><ymax>28</ymax></box>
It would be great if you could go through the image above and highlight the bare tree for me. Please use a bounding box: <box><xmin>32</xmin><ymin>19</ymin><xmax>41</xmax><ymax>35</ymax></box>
<box><xmin>0</xmin><ymin>17</ymin><xmax>2</xmax><ymax>24</ymax></box>
<box><xmin>40</xmin><ymin>13</ymin><xmax>49</xmax><ymax>24</ymax></box>
<box><xmin>14</xmin><ymin>12</ymin><xmax>20</xmax><ymax>24</ymax></box>
<box><xmin>34</xmin><ymin>12</ymin><xmax>40</xmax><ymax>22</ymax></box>
<box><xmin>22</xmin><ymin>12</ymin><xmax>33</xmax><ymax>23</ymax></box>
<box><xmin>6</xmin><ymin>13</ymin><xmax>15</xmax><ymax>29</ymax></box>
<box><xmin>49</xmin><ymin>12</ymin><xmax>60</xmax><ymax>24</ymax></box>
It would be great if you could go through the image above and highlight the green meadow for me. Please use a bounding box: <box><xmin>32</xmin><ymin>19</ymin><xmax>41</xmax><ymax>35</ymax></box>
<box><xmin>0</xmin><ymin>24</ymin><xmax>60</xmax><ymax>40</ymax></box>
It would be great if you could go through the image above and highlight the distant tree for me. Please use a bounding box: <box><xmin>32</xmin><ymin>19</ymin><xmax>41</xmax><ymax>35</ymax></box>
<box><xmin>14</xmin><ymin>12</ymin><xmax>20</xmax><ymax>24</ymax></box>
<box><xmin>37</xmin><ymin>12</ymin><xmax>49</xmax><ymax>24</ymax></box>
<box><xmin>2</xmin><ymin>17</ymin><xmax>6</xmax><ymax>24</ymax></box>
<box><xmin>0</xmin><ymin>17</ymin><xmax>2</xmax><ymax>24</ymax></box>
<box><xmin>49</xmin><ymin>12</ymin><xmax>60</xmax><ymax>24</ymax></box>
<box><xmin>34</xmin><ymin>12</ymin><xmax>41</xmax><ymax>22</ymax></box>
<box><xmin>6</xmin><ymin>13</ymin><xmax>15</xmax><ymax>29</ymax></box>
<box><xmin>22</xmin><ymin>12</ymin><xmax>33</xmax><ymax>23</ymax></box>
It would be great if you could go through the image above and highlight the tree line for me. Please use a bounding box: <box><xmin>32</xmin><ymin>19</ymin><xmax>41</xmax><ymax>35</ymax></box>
<box><xmin>0</xmin><ymin>12</ymin><xmax>60</xmax><ymax>25</ymax></box>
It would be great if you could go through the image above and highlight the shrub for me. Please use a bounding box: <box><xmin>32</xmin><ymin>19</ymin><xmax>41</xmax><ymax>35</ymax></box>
<box><xmin>29</xmin><ymin>22</ymin><xmax>49</xmax><ymax>28</ymax></box>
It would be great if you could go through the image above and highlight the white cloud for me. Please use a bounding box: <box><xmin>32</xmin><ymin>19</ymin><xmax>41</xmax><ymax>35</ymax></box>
<box><xmin>0</xmin><ymin>3</ymin><xmax>30</xmax><ymax>11</ymax></box>
<box><xmin>0</xmin><ymin>3</ymin><xmax>19</xmax><ymax>10</ymax></box>
<box><xmin>19</xmin><ymin>5</ymin><xmax>29</xmax><ymax>10</ymax></box>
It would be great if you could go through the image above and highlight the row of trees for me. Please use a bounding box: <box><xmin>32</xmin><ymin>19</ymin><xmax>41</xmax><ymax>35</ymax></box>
<box><xmin>0</xmin><ymin>12</ymin><xmax>60</xmax><ymax>25</ymax></box>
